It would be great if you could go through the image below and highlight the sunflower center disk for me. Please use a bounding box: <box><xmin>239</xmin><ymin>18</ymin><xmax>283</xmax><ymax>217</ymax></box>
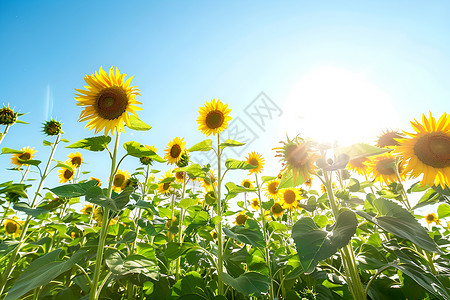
<box><xmin>114</xmin><ymin>174</ymin><xmax>126</xmax><ymax>187</ymax></box>
<box><xmin>284</xmin><ymin>190</ymin><xmax>296</xmax><ymax>204</ymax></box>
<box><xmin>72</xmin><ymin>157</ymin><xmax>82</xmax><ymax>166</ymax></box>
<box><xmin>243</xmin><ymin>182</ymin><xmax>250</xmax><ymax>188</ymax></box>
<box><xmin>163</xmin><ymin>182</ymin><xmax>170</xmax><ymax>190</ymax></box>
<box><xmin>170</xmin><ymin>145</ymin><xmax>182</xmax><ymax>158</ymax></box>
<box><xmin>205</xmin><ymin>110</ymin><xmax>224</xmax><ymax>129</ymax></box>
<box><xmin>415</xmin><ymin>134</ymin><xmax>450</xmax><ymax>168</ymax></box>
<box><xmin>268</xmin><ymin>182</ymin><xmax>278</xmax><ymax>194</ymax></box>
<box><xmin>286</xmin><ymin>145</ymin><xmax>308</xmax><ymax>168</ymax></box>
<box><xmin>249</xmin><ymin>158</ymin><xmax>259</xmax><ymax>167</ymax></box>
<box><xmin>19</xmin><ymin>153</ymin><xmax>31</xmax><ymax>160</ymax></box>
<box><xmin>5</xmin><ymin>222</ymin><xmax>18</xmax><ymax>234</ymax></box>
<box><xmin>272</xmin><ymin>204</ymin><xmax>283</xmax><ymax>214</ymax></box>
<box><xmin>96</xmin><ymin>87</ymin><xmax>129</xmax><ymax>120</ymax></box>
<box><xmin>376</xmin><ymin>158</ymin><xmax>396</xmax><ymax>175</ymax></box>
<box><xmin>64</xmin><ymin>169</ymin><xmax>74</xmax><ymax>179</ymax></box>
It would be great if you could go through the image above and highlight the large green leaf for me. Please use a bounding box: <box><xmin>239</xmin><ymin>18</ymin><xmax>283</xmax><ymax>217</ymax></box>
<box><xmin>219</xmin><ymin>139</ymin><xmax>245</xmax><ymax>150</ymax></box>
<box><xmin>178</xmin><ymin>164</ymin><xmax>206</xmax><ymax>178</ymax></box>
<box><xmin>105</xmin><ymin>249</ymin><xmax>158</xmax><ymax>279</ymax></box>
<box><xmin>225</xmin><ymin>159</ymin><xmax>257</xmax><ymax>170</ymax></box>
<box><xmin>48</xmin><ymin>180</ymin><xmax>98</xmax><ymax>198</ymax></box>
<box><xmin>5</xmin><ymin>249</ymin><xmax>86</xmax><ymax>300</ymax></box>
<box><xmin>1</xmin><ymin>147</ymin><xmax>23</xmax><ymax>154</ymax></box>
<box><xmin>292</xmin><ymin>210</ymin><xmax>358</xmax><ymax>274</ymax></box>
<box><xmin>85</xmin><ymin>186</ymin><xmax>133</xmax><ymax>212</ymax></box>
<box><xmin>172</xmin><ymin>271</ymin><xmax>208</xmax><ymax>298</ymax></box>
<box><xmin>123</xmin><ymin>141</ymin><xmax>165</xmax><ymax>162</ymax></box>
<box><xmin>222</xmin><ymin>272</ymin><xmax>270</xmax><ymax>296</ymax></box>
<box><xmin>437</xmin><ymin>203</ymin><xmax>450</xmax><ymax>218</ymax></box>
<box><xmin>278</xmin><ymin>169</ymin><xmax>304</xmax><ymax>189</ymax></box>
<box><xmin>225</xmin><ymin>182</ymin><xmax>256</xmax><ymax>193</ymax></box>
<box><xmin>188</xmin><ymin>139</ymin><xmax>213</xmax><ymax>152</ymax></box>
<box><xmin>412</xmin><ymin>188</ymin><xmax>440</xmax><ymax>210</ymax></box>
<box><xmin>357</xmin><ymin>198</ymin><xmax>440</xmax><ymax>253</ymax></box>
<box><xmin>13</xmin><ymin>202</ymin><xmax>48</xmax><ymax>218</ymax></box>
<box><xmin>126</xmin><ymin>114</ymin><xmax>152</xmax><ymax>131</ymax></box>
<box><xmin>66</xmin><ymin>136</ymin><xmax>111</xmax><ymax>151</ymax></box>
<box><xmin>223</xmin><ymin>219</ymin><xmax>265</xmax><ymax>248</ymax></box>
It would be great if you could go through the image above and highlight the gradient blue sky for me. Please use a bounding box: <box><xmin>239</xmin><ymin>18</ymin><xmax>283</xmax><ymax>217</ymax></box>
<box><xmin>1</xmin><ymin>1</ymin><xmax>449</xmax><ymax>192</ymax></box>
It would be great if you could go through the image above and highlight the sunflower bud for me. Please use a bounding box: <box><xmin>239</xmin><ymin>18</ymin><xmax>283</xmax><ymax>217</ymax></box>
<box><xmin>140</xmin><ymin>156</ymin><xmax>153</xmax><ymax>165</ymax></box>
<box><xmin>0</xmin><ymin>105</ymin><xmax>17</xmax><ymax>125</ymax></box>
<box><xmin>176</xmin><ymin>152</ymin><xmax>190</xmax><ymax>168</ymax></box>
<box><xmin>43</xmin><ymin>118</ymin><xmax>63</xmax><ymax>136</ymax></box>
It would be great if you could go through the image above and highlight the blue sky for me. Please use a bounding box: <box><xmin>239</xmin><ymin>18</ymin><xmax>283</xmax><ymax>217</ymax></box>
<box><xmin>1</xmin><ymin>1</ymin><xmax>449</xmax><ymax>194</ymax></box>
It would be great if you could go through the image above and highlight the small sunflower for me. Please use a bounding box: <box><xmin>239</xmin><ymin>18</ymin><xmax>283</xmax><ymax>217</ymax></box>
<box><xmin>263</xmin><ymin>179</ymin><xmax>282</xmax><ymax>200</ymax></box>
<box><xmin>246</xmin><ymin>152</ymin><xmax>265</xmax><ymax>174</ymax></box>
<box><xmin>4</xmin><ymin>218</ymin><xmax>23</xmax><ymax>237</ymax></box>
<box><xmin>251</xmin><ymin>198</ymin><xmax>260</xmax><ymax>210</ymax></box>
<box><xmin>424</xmin><ymin>213</ymin><xmax>441</xmax><ymax>225</ymax></box>
<box><xmin>241</xmin><ymin>179</ymin><xmax>253</xmax><ymax>189</ymax></box>
<box><xmin>89</xmin><ymin>177</ymin><xmax>102</xmax><ymax>186</ymax></box>
<box><xmin>233</xmin><ymin>211</ymin><xmax>248</xmax><ymax>226</ymax></box>
<box><xmin>81</xmin><ymin>203</ymin><xmax>94</xmax><ymax>215</ymax></box>
<box><xmin>395</xmin><ymin>112</ymin><xmax>450</xmax><ymax>189</ymax></box>
<box><xmin>112</xmin><ymin>169</ymin><xmax>131</xmax><ymax>193</ymax></box>
<box><xmin>58</xmin><ymin>162</ymin><xmax>75</xmax><ymax>183</ymax></box>
<box><xmin>42</xmin><ymin>118</ymin><xmax>63</xmax><ymax>136</ymax></box>
<box><xmin>347</xmin><ymin>156</ymin><xmax>369</xmax><ymax>176</ymax></box>
<box><xmin>280</xmin><ymin>188</ymin><xmax>301</xmax><ymax>210</ymax></box>
<box><xmin>157</xmin><ymin>170</ymin><xmax>174</xmax><ymax>194</ymax></box>
<box><xmin>68</xmin><ymin>152</ymin><xmax>83</xmax><ymax>168</ymax></box>
<box><xmin>140</xmin><ymin>145</ymin><xmax>157</xmax><ymax>165</ymax></box>
<box><xmin>165</xmin><ymin>137</ymin><xmax>186</xmax><ymax>165</ymax></box>
<box><xmin>174</xmin><ymin>169</ymin><xmax>187</xmax><ymax>183</ymax></box>
<box><xmin>304</xmin><ymin>177</ymin><xmax>313</xmax><ymax>189</ymax></box>
<box><xmin>365</xmin><ymin>154</ymin><xmax>406</xmax><ymax>185</ymax></box>
<box><xmin>75</xmin><ymin>66</ymin><xmax>142</xmax><ymax>136</ymax></box>
<box><xmin>197</xmin><ymin>99</ymin><xmax>232</xmax><ymax>136</ymax></box>
<box><xmin>11</xmin><ymin>146</ymin><xmax>36</xmax><ymax>167</ymax></box>
<box><xmin>271</xmin><ymin>202</ymin><xmax>284</xmax><ymax>218</ymax></box>
<box><xmin>377</xmin><ymin>130</ymin><xmax>404</xmax><ymax>148</ymax></box>
<box><xmin>200</xmin><ymin>169</ymin><xmax>217</xmax><ymax>192</ymax></box>
<box><xmin>93</xmin><ymin>207</ymin><xmax>103</xmax><ymax>225</ymax></box>
<box><xmin>274</xmin><ymin>136</ymin><xmax>319</xmax><ymax>183</ymax></box>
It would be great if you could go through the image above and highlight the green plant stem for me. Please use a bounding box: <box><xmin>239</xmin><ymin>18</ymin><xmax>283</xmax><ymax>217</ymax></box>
<box><xmin>0</xmin><ymin>124</ymin><xmax>11</xmax><ymax>145</ymax></box>
<box><xmin>176</xmin><ymin>175</ymin><xmax>188</xmax><ymax>281</ymax></box>
<box><xmin>0</xmin><ymin>201</ymin><xmax>11</xmax><ymax>227</ymax></box>
<box><xmin>216</xmin><ymin>133</ymin><xmax>224</xmax><ymax>296</ymax></box>
<box><xmin>393</xmin><ymin>161</ymin><xmax>411</xmax><ymax>210</ymax></box>
<box><xmin>364</xmin><ymin>265</ymin><xmax>394</xmax><ymax>298</ymax></box>
<box><xmin>90</xmin><ymin>131</ymin><xmax>120</xmax><ymax>300</ymax></box>
<box><xmin>0</xmin><ymin>133</ymin><xmax>61</xmax><ymax>297</ymax></box>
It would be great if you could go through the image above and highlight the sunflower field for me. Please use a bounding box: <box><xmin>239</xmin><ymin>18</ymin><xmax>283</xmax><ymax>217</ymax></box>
<box><xmin>0</xmin><ymin>66</ymin><xmax>449</xmax><ymax>300</ymax></box>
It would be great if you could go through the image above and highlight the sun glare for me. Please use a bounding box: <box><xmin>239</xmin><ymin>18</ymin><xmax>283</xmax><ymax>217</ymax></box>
<box><xmin>278</xmin><ymin>67</ymin><xmax>400</xmax><ymax>146</ymax></box>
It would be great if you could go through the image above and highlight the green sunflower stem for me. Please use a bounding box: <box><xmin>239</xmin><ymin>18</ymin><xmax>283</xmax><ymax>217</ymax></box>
<box><xmin>216</xmin><ymin>134</ymin><xmax>224</xmax><ymax>296</ymax></box>
<box><xmin>176</xmin><ymin>175</ymin><xmax>188</xmax><ymax>281</ymax></box>
<box><xmin>90</xmin><ymin>131</ymin><xmax>120</xmax><ymax>300</ymax></box>
<box><xmin>0</xmin><ymin>124</ymin><xmax>11</xmax><ymax>146</ymax></box>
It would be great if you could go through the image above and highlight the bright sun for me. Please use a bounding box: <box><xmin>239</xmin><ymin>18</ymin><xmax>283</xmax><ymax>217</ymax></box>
<box><xmin>278</xmin><ymin>67</ymin><xmax>400</xmax><ymax>147</ymax></box>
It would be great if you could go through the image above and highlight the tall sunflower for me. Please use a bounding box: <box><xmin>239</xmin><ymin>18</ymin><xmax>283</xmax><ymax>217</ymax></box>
<box><xmin>11</xmin><ymin>146</ymin><xmax>36</xmax><ymax>167</ymax></box>
<box><xmin>68</xmin><ymin>152</ymin><xmax>83</xmax><ymax>168</ymax></box>
<box><xmin>280</xmin><ymin>188</ymin><xmax>301</xmax><ymax>210</ymax></box>
<box><xmin>365</xmin><ymin>154</ymin><xmax>406</xmax><ymax>185</ymax></box>
<box><xmin>263</xmin><ymin>178</ymin><xmax>281</xmax><ymax>200</ymax></box>
<box><xmin>58</xmin><ymin>162</ymin><xmax>75</xmax><ymax>183</ymax></box>
<box><xmin>112</xmin><ymin>169</ymin><xmax>131</xmax><ymax>193</ymax></box>
<box><xmin>246</xmin><ymin>152</ymin><xmax>265</xmax><ymax>174</ymax></box>
<box><xmin>274</xmin><ymin>136</ymin><xmax>319</xmax><ymax>183</ymax></box>
<box><xmin>395</xmin><ymin>112</ymin><xmax>450</xmax><ymax>189</ymax></box>
<box><xmin>197</xmin><ymin>99</ymin><xmax>232</xmax><ymax>136</ymax></box>
<box><xmin>75</xmin><ymin>66</ymin><xmax>142</xmax><ymax>136</ymax></box>
<box><xmin>165</xmin><ymin>137</ymin><xmax>186</xmax><ymax>165</ymax></box>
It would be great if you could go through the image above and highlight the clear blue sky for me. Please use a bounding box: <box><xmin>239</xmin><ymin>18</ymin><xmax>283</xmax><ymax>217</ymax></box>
<box><xmin>1</xmin><ymin>1</ymin><xmax>449</xmax><ymax>191</ymax></box>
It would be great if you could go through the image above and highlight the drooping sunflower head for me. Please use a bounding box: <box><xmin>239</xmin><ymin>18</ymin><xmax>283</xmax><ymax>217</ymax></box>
<box><xmin>0</xmin><ymin>105</ymin><xmax>18</xmax><ymax>125</ymax></box>
<box><xmin>11</xmin><ymin>146</ymin><xmax>36</xmax><ymax>167</ymax></box>
<box><xmin>241</xmin><ymin>179</ymin><xmax>253</xmax><ymax>189</ymax></box>
<box><xmin>263</xmin><ymin>178</ymin><xmax>281</xmax><ymax>200</ymax></box>
<box><xmin>271</xmin><ymin>202</ymin><xmax>284</xmax><ymax>218</ymax></box>
<box><xmin>68</xmin><ymin>152</ymin><xmax>83</xmax><ymax>168</ymax></box>
<box><xmin>251</xmin><ymin>198</ymin><xmax>260</xmax><ymax>210</ymax></box>
<box><xmin>347</xmin><ymin>156</ymin><xmax>369</xmax><ymax>176</ymax></box>
<box><xmin>81</xmin><ymin>203</ymin><xmax>94</xmax><ymax>215</ymax></box>
<box><xmin>197</xmin><ymin>99</ymin><xmax>232</xmax><ymax>136</ymax></box>
<box><xmin>395</xmin><ymin>112</ymin><xmax>450</xmax><ymax>189</ymax></box>
<box><xmin>58</xmin><ymin>162</ymin><xmax>75</xmax><ymax>183</ymax></box>
<box><xmin>424</xmin><ymin>213</ymin><xmax>441</xmax><ymax>225</ymax></box>
<box><xmin>4</xmin><ymin>218</ymin><xmax>22</xmax><ymax>237</ymax></box>
<box><xmin>377</xmin><ymin>130</ymin><xmax>404</xmax><ymax>148</ymax></box>
<box><xmin>246</xmin><ymin>152</ymin><xmax>265</xmax><ymax>174</ymax></box>
<box><xmin>42</xmin><ymin>118</ymin><xmax>63</xmax><ymax>136</ymax></box>
<box><xmin>140</xmin><ymin>145</ymin><xmax>157</xmax><ymax>165</ymax></box>
<box><xmin>157</xmin><ymin>170</ymin><xmax>174</xmax><ymax>194</ymax></box>
<box><xmin>233</xmin><ymin>211</ymin><xmax>248</xmax><ymax>226</ymax></box>
<box><xmin>75</xmin><ymin>66</ymin><xmax>142</xmax><ymax>136</ymax></box>
<box><xmin>274</xmin><ymin>136</ymin><xmax>319</xmax><ymax>183</ymax></box>
<box><xmin>365</xmin><ymin>154</ymin><xmax>406</xmax><ymax>185</ymax></box>
<box><xmin>165</xmin><ymin>137</ymin><xmax>186</xmax><ymax>165</ymax></box>
<box><xmin>89</xmin><ymin>177</ymin><xmax>102</xmax><ymax>186</ymax></box>
<box><xmin>280</xmin><ymin>188</ymin><xmax>301</xmax><ymax>211</ymax></box>
<box><xmin>112</xmin><ymin>169</ymin><xmax>131</xmax><ymax>193</ymax></box>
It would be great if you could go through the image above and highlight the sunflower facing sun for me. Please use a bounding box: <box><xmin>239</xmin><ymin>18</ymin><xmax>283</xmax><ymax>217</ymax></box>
<box><xmin>197</xmin><ymin>99</ymin><xmax>232</xmax><ymax>136</ymax></box>
<box><xmin>279</xmin><ymin>188</ymin><xmax>301</xmax><ymax>211</ymax></box>
<box><xmin>68</xmin><ymin>152</ymin><xmax>83</xmax><ymax>168</ymax></box>
<box><xmin>75</xmin><ymin>66</ymin><xmax>142</xmax><ymax>136</ymax></box>
<box><xmin>395</xmin><ymin>112</ymin><xmax>450</xmax><ymax>189</ymax></box>
<box><xmin>246</xmin><ymin>152</ymin><xmax>265</xmax><ymax>174</ymax></box>
<box><xmin>11</xmin><ymin>147</ymin><xmax>36</xmax><ymax>167</ymax></box>
<box><xmin>365</xmin><ymin>153</ymin><xmax>406</xmax><ymax>185</ymax></box>
<box><xmin>58</xmin><ymin>162</ymin><xmax>75</xmax><ymax>183</ymax></box>
<box><xmin>263</xmin><ymin>178</ymin><xmax>281</xmax><ymax>200</ymax></box>
<box><xmin>165</xmin><ymin>137</ymin><xmax>186</xmax><ymax>165</ymax></box>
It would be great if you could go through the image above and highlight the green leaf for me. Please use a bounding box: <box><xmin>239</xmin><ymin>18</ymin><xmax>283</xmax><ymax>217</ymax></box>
<box><xmin>1</xmin><ymin>147</ymin><xmax>23</xmax><ymax>154</ymax></box>
<box><xmin>221</xmin><ymin>272</ymin><xmax>270</xmax><ymax>296</ymax></box>
<box><xmin>5</xmin><ymin>249</ymin><xmax>86</xmax><ymax>300</ymax></box>
<box><xmin>412</xmin><ymin>188</ymin><xmax>440</xmax><ymax>210</ymax></box>
<box><xmin>126</xmin><ymin>114</ymin><xmax>151</xmax><ymax>131</ymax></box>
<box><xmin>43</xmin><ymin>140</ymin><xmax>52</xmax><ymax>146</ymax></box>
<box><xmin>13</xmin><ymin>202</ymin><xmax>48</xmax><ymax>218</ymax></box>
<box><xmin>48</xmin><ymin>180</ymin><xmax>98</xmax><ymax>198</ymax></box>
<box><xmin>179</xmin><ymin>164</ymin><xmax>206</xmax><ymax>178</ymax></box>
<box><xmin>178</xmin><ymin>198</ymin><xmax>198</xmax><ymax>209</ymax></box>
<box><xmin>164</xmin><ymin>242</ymin><xmax>201</xmax><ymax>260</ymax></box>
<box><xmin>219</xmin><ymin>139</ymin><xmax>245</xmax><ymax>149</ymax></box>
<box><xmin>123</xmin><ymin>141</ymin><xmax>164</xmax><ymax>162</ymax></box>
<box><xmin>66</xmin><ymin>136</ymin><xmax>111</xmax><ymax>151</ymax></box>
<box><xmin>437</xmin><ymin>203</ymin><xmax>450</xmax><ymax>219</ymax></box>
<box><xmin>225</xmin><ymin>182</ymin><xmax>256</xmax><ymax>194</ymax></box>
<box><xmin>347</xmin><ymin>178</ymin><xmax>360</xmax><ymax>193</ymax></box>
<box><xmin>261</xmin><ymin>198</ymin><xmax>274</xmax><ymax>210</ymax></box>
<box><xmin>0</xmin><ymin>240</ymin><xmax>20</xmax><ymax>256</ymax></box>
<box><xmin>17</xmin><ymin>158</ymin><xmax>41</xmax><ymax>166</ymax></box>
<box><xmin>223</xmin><ymin>219</ymin><xmax>265</xmax><ymax>248</ymax></box>
<box><xmin>86</xmin><ymin>186</ymin><xmax>133</xmax><ymax>212</ymax></box>
<box><xmin>105</xmin><ymin>249</ymin><xmax>158</xmax><ymax>279</ymax></box>
<box><xmin>225</xmin><ymin>159</ymin><xmax>257</xmax><ymax>170</ymax></box>
<box><xmin>261</xmin><ymin>176</ymin><xmax>277</xmax><ymax>183</ymax></box>
<box><xmin>188</xmin><ymin>139</ymin><xmax>213</xmax><ymax>152</ymax></box>
<box><xmin>172</xmin><ymin>271</ymin><xmax>208</xmax><ymax>297</ymax></box>
<box><xmin>334</xmin><ymin>143</ymin><xmax>390</xmax><ymax>160</ymax></box>
<box><xmin>278</xmin><ymin>169</ymin><xmax>304</xmax><ymax>189</ymax></box>
<box><xmin>292</xmin><ymin>210</ymin><xmax>358</xmax><ymax>274</ymax></box>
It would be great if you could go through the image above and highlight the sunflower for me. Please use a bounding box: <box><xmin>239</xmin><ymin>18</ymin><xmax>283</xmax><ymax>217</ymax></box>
<box><xmin>424</xmin><ymin>213</ymin><xmax>441</xmax><ymax>225</ymax></box>
<box><xmin>11</xmin><ymin>147</ymin><xmax>37</xmax><ymax>167</ymax></box>
<box><xmin>271</xmin><ymin>202</ymin><xmax>284</xmax><ymax>218</ymax></box>
<box><xmin>42</xmin><ymin>118</ymin><xmax>63</xmax><ymax>136</ymax></box>
<box><xmin>395</xmin><ymin>112</ymin><xmax>450</xmax><ymax>189</ymax></box>
<box><xmin>4</xmin><ymin>218</ymin><xmax>23</xmax><ymax>237</ymax></box>
<box><xmin>377</xmin><ymin>130</ymin><xmax>404</xmax><ymax>148</ymax></box>
<box><xmin>89</xmin><ymin>177</ymin><xmax>102</xmax><ymax>186</ymax></box>
<box><xmin>165</xmin><ymin>137</ymin><xmax>186</xmax><ymax>165</ymax></box>
<box><xmin>157</xmin><ymin>170</ymin><xmax>174</xmax><ymax>194</ymax></box>
<box><xmin>241</xmin><ymin>179</ymin><xmax>253</xmax><ymax>189</ymax></box>
<box><xmin>197</xmin><ymin>99</ymin><xmax>232</xmax><ymax>136</ymax></box>
<box><xmin>347</xmin><ymin>156</ymin><xmax>369</xmax><ymax>176</ymax></box>
<box><xmin>200</xmin><ymin>169</ymin><xmax>217</xmax><ymax>191</ymax></box>
<box><xmin>68</xmin><ymin>152</ymin><xmax>83</xmax><ymax>168</ymax></box>
<box><xmin>251</xmin><ymin>198</ymin><xmax>260</xmax><ymax>210</ymax></box>
<box><xmin>81</xmin><ymin>203</ymin><xmax>94</xmax><ymax>215</ymax></box>
<box><xmin>246</xmin><ymin>152</ymin><xmax>265</xmax><ymax>174</ymax></box>
<box><xmin>140</xmin><ymin>145</ymin><xmax>157</xmax><ymax>165</ymax></box>
<box><xmin>93</xmin><ymin>207</ymin><xmax>103</xmax><ymax>225</ymax></box>
<box><xmin>263</xmin><ymin>179</ymin><xmax>281</xmax><ymax>200</ymax></box>
<box><xmin>280</xmin><ymin>188</ymin><xmax>301</xmax><ymax>210</ymax></box>
<box><xmin>274</xmin><ymin>136</ymin><xmax>319</xmax><ymax>183</ymax></box>
<box><xmin>233</xmin><ymin>211</ymin><xmax>248</xmax><ymax>226</ymax></box>
<box><xmin>112</xmin><ymin>169</ymin><xmax>131</xmax><ymax>193</ymax></box>
<box><xmin>365</xmin><ymin>154</ymin><xmax>406</xmax><ymax>185</ymax></box>
<box><xmin>0</xmin><ymin>105</ymin><xmax>18</xmax><ymax>125</ymax></box>
<box><xmin>304</xmin><ymin>177</ymin><xmax>313</xmax><ymax>189</ymax></box>
<box><xmin>75</xmin><ymin>66</ymin><xmax>142</xmax><ymax>136</ymax></box>
<box><xmin>174</xmin><ymin>169</ymin><xmax>187</xmax><ymax>183</ymax></box>
<box><xmin>58</xmin><ymin>162</ymin><xmax>75</xmax><ymax>183</ymax></box>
